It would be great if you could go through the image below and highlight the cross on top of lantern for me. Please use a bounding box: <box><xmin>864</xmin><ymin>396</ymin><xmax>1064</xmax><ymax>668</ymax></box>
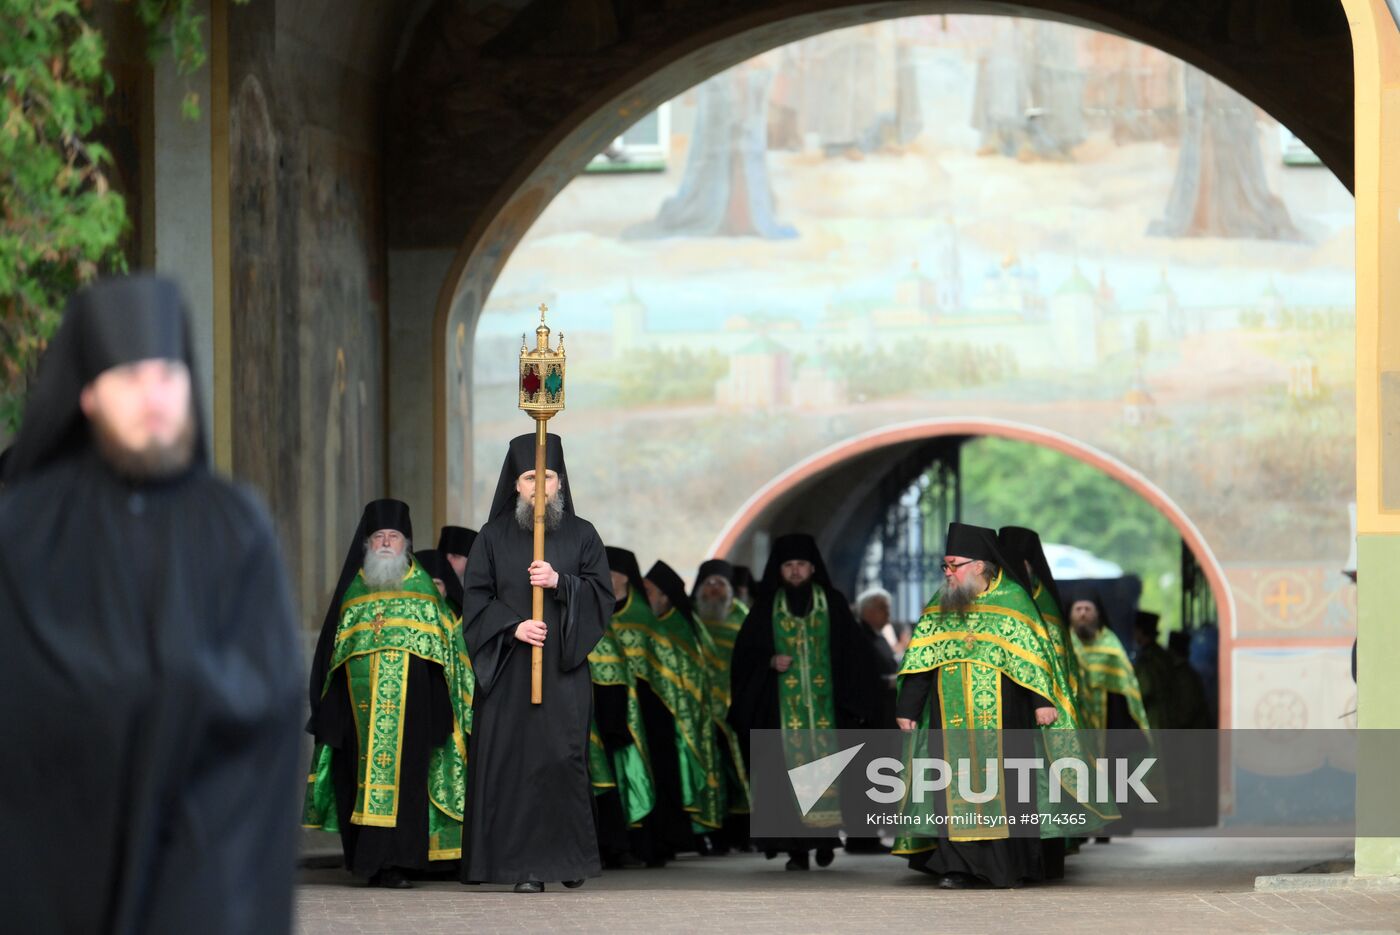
<box><xmin>518</xmin><ymin>302</ymin><xmax>566</xmax><ymax>419</ymax></box>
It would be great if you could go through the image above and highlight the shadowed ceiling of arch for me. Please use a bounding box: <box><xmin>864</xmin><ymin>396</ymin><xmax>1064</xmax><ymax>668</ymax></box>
<box><xmin>270</xmin><ymin>0</ymin><xmax>427</xmax><ymax>80</ymax></box>
<box><xmin>385</xmin><ymin>0</ymin><xmax>1352</xmax><ymax>252</ymax></box>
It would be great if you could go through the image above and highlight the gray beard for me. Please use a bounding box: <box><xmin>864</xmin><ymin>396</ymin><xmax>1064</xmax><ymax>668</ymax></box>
<box><xmin>89</xmin><ymin>409</ymin><xmax>197</xmax><ymax>481</ymax></box>
<box><xmin>363</xmin><ymin>547</ymin><xmax>410</xmax><ymax>590</ymax></box>
<box><xmin>939</xmin><ymin>577</ymin><xmax>984</xmax><ymax>613</ymax></box>
<box><xmin>516</xmin><ymin>492</ymin><xmax>564</xmax><ymax>532</ymax></box>
<box><xmin>696</xmin><ymin>594</ymin><xmax>733</xmax><ymax>622</ymax></box>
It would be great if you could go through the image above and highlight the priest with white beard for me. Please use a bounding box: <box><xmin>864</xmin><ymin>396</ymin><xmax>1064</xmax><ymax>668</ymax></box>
<box><xmin>306</xmin><ymin>499</ymin><xmax>474</xmax><ymax>889</ymax></box>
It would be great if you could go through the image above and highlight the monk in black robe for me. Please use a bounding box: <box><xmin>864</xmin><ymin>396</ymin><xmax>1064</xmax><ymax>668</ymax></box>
<box><xmin>729</xmin><ymin>534</ymin><xmax>880</xmax><ymax>870</ymax></box>
<box><xmin>1167</xmin><ymin>630</ymin><xmax>1213</xmax><ymax>730</ymax></box>
<box><xmin>460</xmin><ymin>433</ymin><xmax>613</xmax><ymax>892</ymax></box>
<box><xmin>588</xmin><ymin>547</ymin><xmax>656</xmax><ymax>869</ymax></box>
<box><xmin>998</xmin><ymin>524</ymin><xmax>1079</xmax><ymax>879</ymax></box>
<box><xmin>606</xmin><ymin>546</ymin><xmax>695</xmax><ymax>866</ymax></box>
<box><xmin>1132</xmin><ymin>611</ymin><xmax>1177</xmax><ymax>730</ymax></box>
<box><xmin>733</xmin><ymin>565</ymin><xmax>755</xmax><ymax>606</ymax></box>
<box><xmin>417</xmin><ymin>547</ymin><xmax>466</xmax><ymax>617</ymax></box>
<box><xmin>845</xmin><ymin>587</ymin><xmax>900</xmax><ymax>855</ymax></box>
<box><xmin>589</xmin><ymin>636</ymin><xmax>643</xmax><ymax>869</ymax></box>
<box><xmin>0</xmin><ymin>276</ymin><xmax>303</xmax><ymax>933</ymax></box>
<box><xmin>646</xmin><ymin>559</ymin><xmax>750</xmax><ymax>856</ymax></box>
<box><xmin>438</xmin><ymin>525</ymin><xmax>477</xmax><ymax>588</ymax></box>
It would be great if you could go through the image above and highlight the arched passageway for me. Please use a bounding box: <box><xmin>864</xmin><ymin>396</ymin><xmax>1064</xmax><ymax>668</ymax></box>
<box><xmin>709</xmin><ymin>418</ymin><xmax>1234</xmax><ymax>720</ymax></box>
<box><xmin>440</xmin><ymin>14</ymin><xmax>1356</xmax><ymax>738</ymax></box>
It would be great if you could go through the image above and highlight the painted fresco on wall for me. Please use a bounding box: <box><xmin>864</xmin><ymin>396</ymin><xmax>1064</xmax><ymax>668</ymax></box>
<box><xmin>451</xmin><ymin>16</ymin><xmax>1356</xmax><ymax>727</ymax></box>
<box><xmin>229</xmin><ymin>63</ymin><xmax>386</xmax><ymax>634</ymax></box>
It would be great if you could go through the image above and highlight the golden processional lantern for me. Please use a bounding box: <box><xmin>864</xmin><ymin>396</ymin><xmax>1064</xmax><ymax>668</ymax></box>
<box><xmin>518</xmin><ymin>304</ymin><xmax>566</xmax><ymax>414</ymax></box>
<box><xmin>519</xmin><ymin>303</ymin><xmax>565</xmax><ymax>704</ymax></box>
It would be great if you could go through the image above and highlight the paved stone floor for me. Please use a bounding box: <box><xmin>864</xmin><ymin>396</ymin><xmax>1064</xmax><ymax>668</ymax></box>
<box><xmin>296</xmin><ymin>837</ymin><xmax>1400</xmax><ymax>934</ymax></box>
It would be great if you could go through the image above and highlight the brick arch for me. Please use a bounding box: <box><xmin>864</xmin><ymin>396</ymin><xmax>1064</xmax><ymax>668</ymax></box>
<box><xmin>708</xmin><ymin>417</ymin><xmax>1235</xmax><ymax>722</ymax></box>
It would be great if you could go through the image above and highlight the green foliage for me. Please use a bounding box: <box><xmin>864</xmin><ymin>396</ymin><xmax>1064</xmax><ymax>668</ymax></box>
<box><xmin>127</xmin><ymin>0</ymin><xmax>211</xmax><ymax>118</ymax></box>
<box><xmin>0</xmin><ymin>1</ymin><xmax>127</xmax><ymax>429</ymax></box>
<box><xmin>957</xmin><ymin>436</ymin><xmax>1182</xmax><ymax>634</ymax></box>
<box><xmin>827</xmin><ymin>339</ymin><xmax>1018</xmax><ymax>400</ymax></box>
<box><xmin>0</xmin><ymin>0</ymin><xmax>224</xmax><ymax>432</ymax></box>
<box><xmin>617</xmin><ymin>347</ymin><xmax>730</xmax><ymax>404</ymax></box>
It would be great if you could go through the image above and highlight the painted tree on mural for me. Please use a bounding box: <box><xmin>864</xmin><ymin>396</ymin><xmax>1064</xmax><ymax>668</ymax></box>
<box><xmin>1149</xmin><ymin>67</ymin><xmax>1303</xmax><ymax>241</ymax></box>
<box><xmin>624</xmin><ymin>60</ymin><xmax>795</xmax><ymax>240</ymax></box>
<box><xmin>1081</xmin><ymin>33</ymin><xmax>1181</xmax><ymax>144</ymax></box>
<box><xmin>972</xmin><ymin>19</ymin><xmax>1086</xmax><ymax>161</ymax></box>
<box><xmin>0</xmin><ymin>0</ymin><xmax>231</xmax><ymax>431</ymax></box>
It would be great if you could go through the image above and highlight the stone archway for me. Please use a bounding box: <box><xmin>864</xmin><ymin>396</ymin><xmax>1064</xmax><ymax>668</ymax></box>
<box><xmin>707</xmin><ymin>417</ymin><xmax>1235</xmax><ymax>721</ymax></box>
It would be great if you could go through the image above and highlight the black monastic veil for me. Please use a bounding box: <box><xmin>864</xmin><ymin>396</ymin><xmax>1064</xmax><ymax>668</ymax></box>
<box><xmin>0</xmin><ymin>276</ymin><xmax>303</xmax><ymax>933</ymax></box>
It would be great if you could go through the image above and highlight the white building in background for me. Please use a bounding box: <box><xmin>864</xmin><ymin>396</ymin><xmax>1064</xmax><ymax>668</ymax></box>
<box><xmin>1257</xmin><ymin>278</ymin><xmax>1286</xmax><ymax>327</ymax></box>
<box><xmin>1148</xmin><ymin>267</ymin><xmax>1184</xmax><ymax>338</ymax></box>
<box><xmin>1050</xmin><ymin>265</ymin><xmax>1098</xmax><ymax>368</ymax></box>
<box><xmin>889</xmin><ymin>262</ymin><xmax>938</xmax><ymax>320</ymax></box>
<box><xmin>792</xmin><ymin>361</ymin><xmax>848</xmax><ymax>409</ymax></box>
<box><xmin>611</xmin><ymin>282</ymin><xmax>648</xmax><ymax>354</ymax></box>
<box><xmin>1278</xmin><ymin>126</ymin><xmax>1323</xmax><ymax>167</ymax></box>
<box><xmin>1094</xmin><ymin>269</ymin><xmax>1120</xmax><ymax>357</ymax></box>
<box><xmin>715</xmin><ymin>335</ymin><xmax>791</xmax><ymax>410</ymax></box>
<box><xmin>928</xmin><ymin>217</ymin><xmax>963</xmax><ymax>312</ymax></box>
<box><xmin>1044</xmin><ymin>543</ymin><xmax>1124</xmax><ymax>579</ymax></box>
<box><xmin>967</xmin><ymin>253</ymin><xmax>1044</xmax><ymax>318</ymax></box>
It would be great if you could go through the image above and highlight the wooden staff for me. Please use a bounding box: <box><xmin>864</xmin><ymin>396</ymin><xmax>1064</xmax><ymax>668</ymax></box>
<box><xmin>518</xmin><ymin>303</ymin><xmax>566</xmax><ymax>706</ymax></box>
<box><xmin>530</xmin><ymin>419</ymin><xmax>547</xmax><ymax>704</ymax></box>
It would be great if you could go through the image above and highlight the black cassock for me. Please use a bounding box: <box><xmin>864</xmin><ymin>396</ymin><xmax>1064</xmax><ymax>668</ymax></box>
<box><xmin>0</xmin><ymin>453</ymin><xmax>303</xmax><ymax>931</ymax></box>
<box><xmin>634</xmin><ymin>677</ymin><xmax>702</xmax><ymax>859</ymax></box>
<box><xmin>307</xmin><ymin>500</ymin><xmax>457</xmax><ymax>880</ymax></box>
<box><xmin>460</xmin><ymin>512</ymin><xmax>613</xmax><ymax>884</ymax></box>
<box><xmin>317</xmin><ymin>657</ymin><xmax>454</xmax><ymax>876</ymax></box>
<box><xmin>0</xmin><ymin>277</ymin><xmax>303</xmax><ymax>933</ymax></box>
<box><xmin>896</xmin><ymin>671</ymin><xmax>1058</xmax><ymax>886</ymax></box>
<box><xmin>590</xmin><ymin>679</ymin><xmax>636</xmax><ymax>863</ymax></box>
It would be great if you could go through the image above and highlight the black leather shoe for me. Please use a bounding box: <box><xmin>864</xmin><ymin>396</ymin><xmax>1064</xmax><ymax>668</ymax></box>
<box><xmin>513</xmin><ymin>881</ymin><xmax>544</xmax><ymax>894</ymax></box>
<box><xmin>370</xmin><ymin>869</ymin><xmax>413</xmax><ymax>889</ymax></box>
<box><xmin>562</xmin><ymin>879</ymin><xmax>585</xmax><ymax>889</ymax></box>
<box><xmin>784</xmin><ymin>851</ymin><xmax>810</xmax><ymax>871</ymax></box>
<box><xmin>815</xmin><ymin>847</ymin><xmax>835</xmax><ymax>868</ymax></box>
<box><xmin>938</xmin><ymin>872</ymin><xmax>977</xmax><ymax>889</ymax></box>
